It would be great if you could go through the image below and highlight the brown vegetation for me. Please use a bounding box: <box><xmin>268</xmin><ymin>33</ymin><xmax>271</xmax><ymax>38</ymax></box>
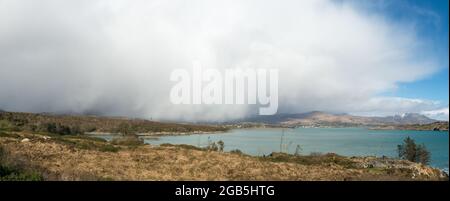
<box><xmin>0</xmin><ymin>111</ymin><xmax>228</xmax><ymax>135</ymax></box>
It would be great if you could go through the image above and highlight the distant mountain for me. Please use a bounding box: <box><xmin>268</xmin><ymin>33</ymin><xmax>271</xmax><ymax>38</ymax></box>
<box><xmin>235</xmin><ymin>111</ymin><xmax>437</xmax><ymax>127</ymax></box>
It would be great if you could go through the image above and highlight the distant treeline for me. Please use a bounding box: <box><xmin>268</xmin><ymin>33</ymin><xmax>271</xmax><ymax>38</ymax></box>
<box><xmin>0</xmin><ymin>111</ymin><xmax>228</xmax><ymax>135</ymax></box>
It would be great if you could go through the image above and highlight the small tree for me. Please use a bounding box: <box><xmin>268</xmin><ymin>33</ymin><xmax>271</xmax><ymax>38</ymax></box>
<box><xmin>207</xmin><ymin>142</ymin><xmax>218</xmax><ymax>151</ymax></box>
<box><xmin>397</xmin><ymin>136</ymin><xmax>431</xmax><ymax>165</ymax></box>
<box><xmin>294</xmin><ymin>145</ymin><xmax>302</xmax><ymax>156</ymax></box>
<box><xmin>217</xmin><ymin>140</ymin><xmax>224</xmax><ymax>152</ymax></box>
<box><xmin>416</xmin><ymin>144</ymin><xmax>430</xmax><ymax>165</ymax></box>
<box><xmin>116</xmin><ymin>123</ymin><xmax>134</xmax><ymax>136</ymax></box>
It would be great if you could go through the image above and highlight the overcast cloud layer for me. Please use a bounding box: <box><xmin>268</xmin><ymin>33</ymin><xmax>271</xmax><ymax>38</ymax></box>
<box><xmin>0</xmin><ymin>0</ymin><xmax>448</xmax><ymax>121</ymax></box>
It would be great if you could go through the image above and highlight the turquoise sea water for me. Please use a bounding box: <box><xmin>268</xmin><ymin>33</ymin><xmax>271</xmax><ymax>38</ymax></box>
<box><xmin>142</xmin><ymin>128</ymin><xmax>449</xmax><ymax>172</ymax></box>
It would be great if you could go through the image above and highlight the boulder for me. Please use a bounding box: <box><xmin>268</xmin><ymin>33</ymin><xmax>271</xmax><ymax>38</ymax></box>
<box><xmin>21</xmin><ymin>138</ymin><xmax>30</xmax><ymax>143</ymax></box>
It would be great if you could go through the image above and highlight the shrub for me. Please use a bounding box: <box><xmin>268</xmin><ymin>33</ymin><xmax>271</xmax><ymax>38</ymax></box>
<box><xmin>52</xmin><ymin>136</ymin><xmax>120</xmax><ymax>152</ymax></box>
<box><xmin>309</xmin><ymin>152</ymin><xmax>323</xmax><ymax>157</ymax></box>
<box><xmin>0</xmin><ymin>145</ymin><xmax>43</xmax><ymax>181</ymax></box>
<box><xmin>111</xmin><ymin>135</ymin><xmax>144</xmax><ymax>146</ymax></box>
<box><xmin>230</xmin><ymin>149</ymin><xmax>243</xmax><ymax>155</ymax></box>
<box><xmin>0</xmin><ymin>146</ymin><xmax>5</xmax><ymax>163</ymax></box>
<box><xmin>158</xmin><ymin>143</ymin><xmax>206</xmax><ymax>151</ymax></box>
<box><xmin>217</xmin><ymin>140</ymin><xmax>224</xmax><ymax>152</ymax></box>
<box><xmin>42</xmin><ymin>123</ymin><xmax>82</xmax><ymax>135</ymax></box>
<box><xmin>115</xmin><ymin>123</ymin><xmax>135</xmax><ymax>135</ymax></box>
<box><xmin>98</xmin><ymin>144</ymin><xmax>120</xmax><ymax>152</ymax></box>
<box><xmin>160</xmin><ymin>143</ymin><xmax>174</xmax><ymax>147</ymax></box>
<box><xmin>205</xmin><ymin>139</ymin><xmax>225</xmax><ymax>152</ymax></box>
<box><xmin>0</xmin><ymin>120</ymin><xmax>18</xmax><ymax>131</ymax></box>
<box><xmin>0</xmin><ymin>166</ymin><xmax>43</xmax><ymax>181</ymax></box>
<box><xmin>294</xmin><ymin>145</ymin><xmax>302</xmax><ymax>156</ymax></box>
<box><xmin>262</xmin><ymin>152</ymin><xmax>356</xmax><ymax>168</ymax></box>
<box><xmin>206</xmin><ymin>142</ymin><xmax>218</xmax><ymax>151</ymax></box>
<box><xmin>0</xmin><ymin>131</ymin><xmax>21</xmax><ymax>138</ymax></box>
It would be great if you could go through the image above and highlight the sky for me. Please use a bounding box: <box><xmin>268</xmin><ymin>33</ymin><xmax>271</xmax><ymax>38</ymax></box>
<box><xmin>351</xmin><ymin>0</ymin><xmax>449</xmax><ymax>120</ymax></box>
<box><xmin>0</xmin><ymin>0</ymin><xmax>448</xmax><ymax>121</ymax></box>
<box><xmin>372</xmin><ymin>0</ymin><xmax>449</xmax><ymax>120</ymax></box>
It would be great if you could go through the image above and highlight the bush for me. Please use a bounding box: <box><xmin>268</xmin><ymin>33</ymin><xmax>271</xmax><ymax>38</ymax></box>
<box><xmin>111</xmin><ymin>135</ymin><xmax>144</xmax><ymax>146</ymax></box>
<box><xmin>262</xmin><ymin>152</ymin><xmax>356</xmax><ymax>168</ymax></box>
<box><xmin>0</xmin><ymin>120</ymin><xmax>19</xmax><ymax>131</ymax></box>
<box><xmin>206</xmin><ymin>139</ymin><xmax>224</xmax><ymax>152</ymax></box>
<box><xmin>0</xmin><ymin>146</ymin><xmax>5</xmax><ymax>163</ymax></box>
<box><xmin>230</xmin><ymin>149</ymin><xmax>243</xmax><ymax>155</ymax></box>
<box><xmin>115</xmin><ymin>123</ymin><xmax>135</xmax><ymax>135</ymax></box>
<box><xmin>0</xmin><ymin>166</ymin><xmax>43</xmax><ymax>181</ymax></box>
<box><xmin>159</xmin><ymin>143</ymin><xmax>204</xmax><ymax>151</ymax></box>
<box><xmin>397</xmin><ymin>137</ymin><xmax>431</xmax><ymax>165</ymax></box>
<box><xmin>294</xmin><ymin>145</ymin><xmax>302</xmax><ymax>156</ymax></box>
<box><xmin>309</xmin><ymin>152</ymin><xmax>323</xmax><ymax>157</ymax></box>
<box><xmin>0</xmin><ymin>145</ymin><xmax>43</xmax><ymax>181</ymax></box>
<box><xmin>206</xmin><ymin>142</ymin><xmax>218</xmax><ymax>151</ymax></box>
<box><xmin>0</xmin><ymin>131</ymin><xmax>21</xmax><ymax>138</ymax></box>
<box><xmin>160</xmin><ymin>143</ymin><xmax>174</xmax><ymax>147</ymax></box>
<box><xmin>52</xmin><ymin>136</ymin><xmax>120</xmax><ymax>152</ymax></box>
<box><xmin>98</xmin><ymin>144</ymin><xmax>120</xmax><ymax>152</ymax></box>
<box><xmin>217</xmin><ymin>140</ymin><xmax>224</xmax><ymax>152</ymax></box>
<box><xmin>42</xmin><ymin>123</ymin><xmax>82</xmax><ymax>135</ymax></box>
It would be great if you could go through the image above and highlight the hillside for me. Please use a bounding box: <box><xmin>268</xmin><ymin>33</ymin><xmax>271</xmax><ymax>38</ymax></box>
<box><xmin>0</xmin><ymin>111</ymin><xmax>227</xmax><ymax>135</ymax></box>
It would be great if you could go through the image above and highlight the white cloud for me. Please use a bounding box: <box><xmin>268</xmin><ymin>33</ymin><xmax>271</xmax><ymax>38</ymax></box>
<box><xmin>348</xmin><ymin>97</ymin><xmax>443</xmax><ymax>116</ymax></box>
<box><xmin>421</xmin><ymin>107</ymin><xmax>449</xmax><ymax>121</ymax></box>
<box><xmin>0</xmin><ymin>0</ymin><xmax>445</xmax><ymax>121</ymax></box>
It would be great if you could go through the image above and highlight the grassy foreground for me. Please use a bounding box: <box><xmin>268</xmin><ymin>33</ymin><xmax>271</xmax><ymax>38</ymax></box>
<box><xmin>0</xmin><ymin>130</ymin><xmax>447</xmax><ymax>181</ymax></box>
